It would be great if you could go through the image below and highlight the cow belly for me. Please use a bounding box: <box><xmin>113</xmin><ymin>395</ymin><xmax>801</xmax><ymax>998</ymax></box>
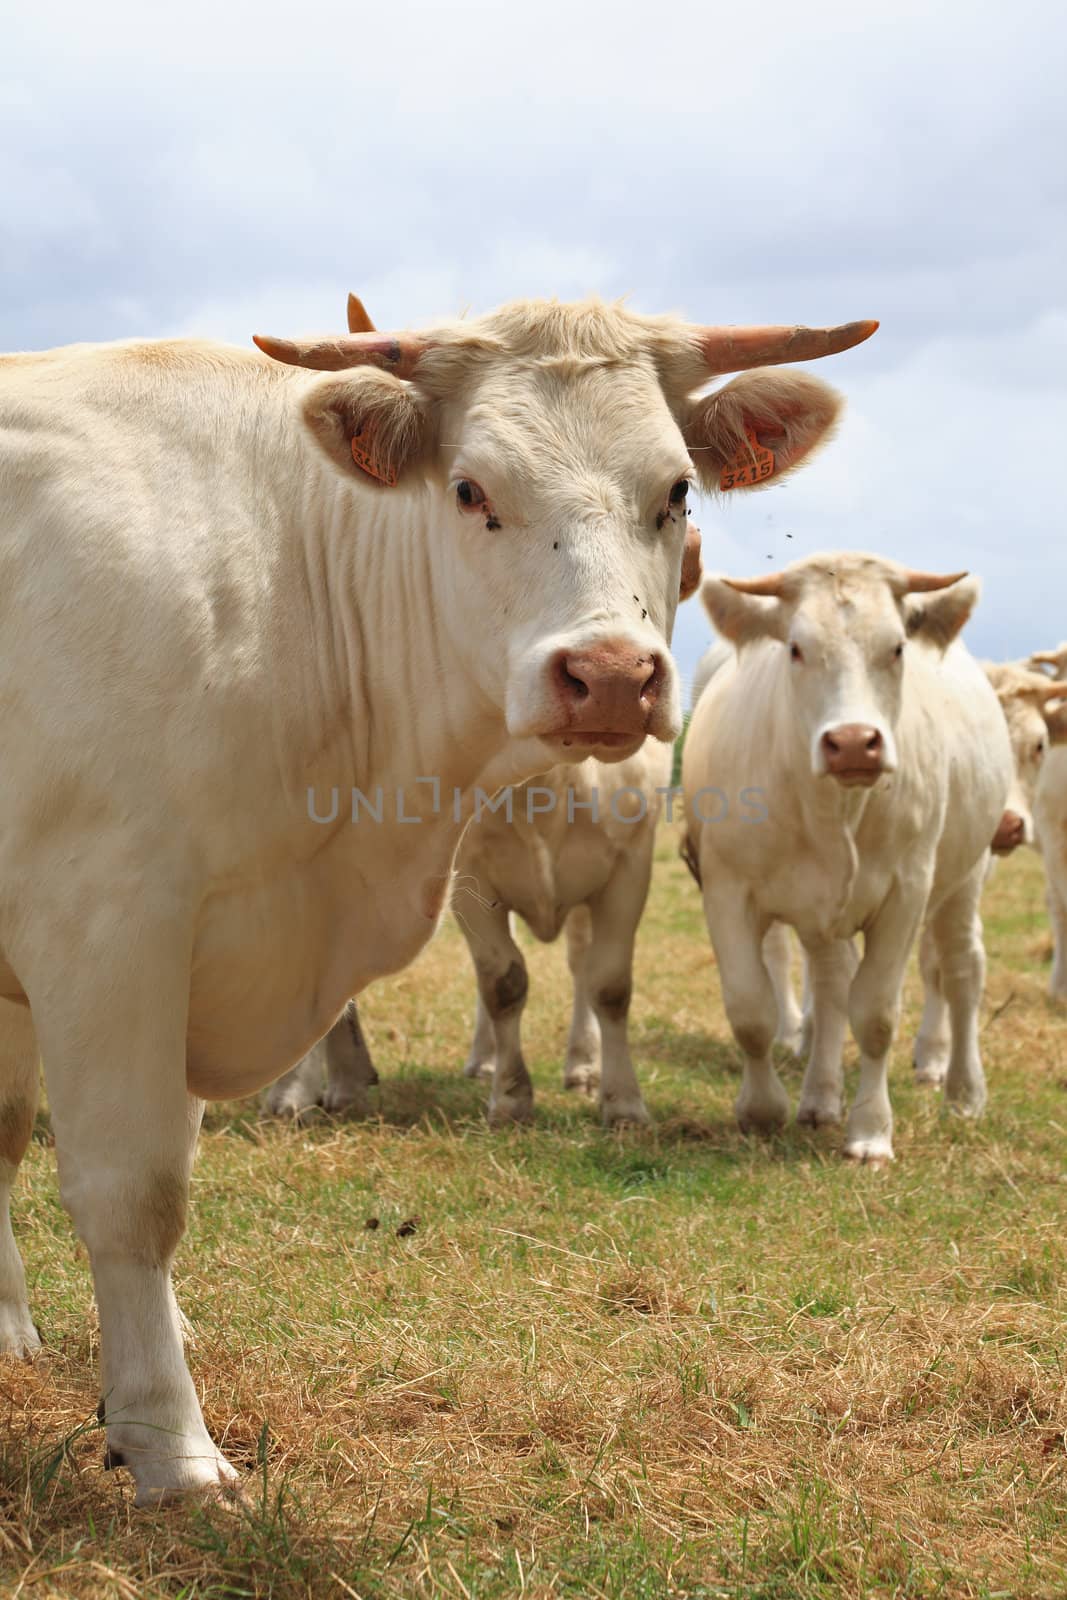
<box><xmin>186</xmin><ymin>853</ymin><xmax>446</xmax><ymax>1100</ymax></box>
<box><xmin>482</xmin><ymin>830</ymin><xmax>621</xmax><ymax>943</ymax></box>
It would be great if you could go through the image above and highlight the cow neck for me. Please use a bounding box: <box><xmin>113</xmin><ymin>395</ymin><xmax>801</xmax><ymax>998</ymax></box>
<box><xmin>287</xmin><ymin>465</ymin><xmax>513</xmax><ymax>822</ymax></box>
<box><xmin>782</xmin><ymin>687</ymin><xmax>873</xmax><ymax>929</ymax></box>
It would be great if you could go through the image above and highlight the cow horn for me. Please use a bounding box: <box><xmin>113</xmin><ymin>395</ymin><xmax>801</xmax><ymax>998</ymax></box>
<box><xmin>347</xmin><ymin>293</ymin><xmax>376</xmax><ymax>333</ymax></box>
<box><xmin>723</xmin><ymin>572</ymin><xmax>788</xmax><ymax>598</ymax></box>
<box><xmin>696</xmin><ymin>320</ymin><xmax>878</xmax><ymax>376</ymax></box>
<box><xmin>1030</xmin><ymin>648</ymin><xmax>1067</xmax><ymax>667</ymax></box>
<box><xmin>252</xmin><ymin>332</ymin><xmax>428</xmax><ymax>379</ymax></box>
<box><xmin>1033</xmin><ymin>678</ymin><xmax>1067</xmax><ymax>702</ymax></box>
<box><xmin>900</xmin><ymin>569</ymin><xmax>969</xmax><ymax>593</ymax></box>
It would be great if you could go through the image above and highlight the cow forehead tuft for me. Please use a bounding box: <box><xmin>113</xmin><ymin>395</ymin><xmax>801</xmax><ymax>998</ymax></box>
<box><xmin>419</xmin><ymin>297</ymin><xmax>688</xmax><ymax>378</ymax></box>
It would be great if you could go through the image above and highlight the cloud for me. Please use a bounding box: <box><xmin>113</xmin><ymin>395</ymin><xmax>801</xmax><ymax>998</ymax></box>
<box><xmin>2</xmin><ymin>0</ymin><xmax>1064</xmax><ymax>675</ymax></box>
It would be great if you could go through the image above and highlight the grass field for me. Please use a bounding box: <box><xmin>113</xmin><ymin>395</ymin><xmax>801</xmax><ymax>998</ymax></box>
<box><xmin>0</xmin><ymin>839</ymin><xmax>1065</xmax><ymax>1598</ymax></box>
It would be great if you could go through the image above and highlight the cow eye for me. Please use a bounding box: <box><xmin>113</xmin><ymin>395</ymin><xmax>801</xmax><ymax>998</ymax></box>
<box><xmin>669</xmin><ymin>478</ymin><xmax>689</xmax><ymax>507</ymax></box>
<box><xmin>790</xmin><ymin>643</ymin><xmax>803</xmax><ymax>663</ymax></box>
<box><xmin>1037</xmin><ymin>738</ymin><xmax>1046</xmax><ymax>757</ymax></box>
<box><xmin>893</xmin><ymin>641</ymin><xmax>905</xmax><ymax>660</ymax></box>
<box><xmin>456</xmin><ymin>479</ymin><xmax>487</xmax><ymax>511</ymax></box>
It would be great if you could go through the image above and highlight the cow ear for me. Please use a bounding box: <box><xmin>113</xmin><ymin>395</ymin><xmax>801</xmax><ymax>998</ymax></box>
<box><xmin>299</xmin><ymin>370</ymin><xmax>432</xmax><ymax>486</ymax></box>
<box><xmin>701</xmin><ymin>575</ymin><xmax>788</xmax><ymax>646</ymax></box>
<box><xmin>1043</xmin><ymin>700</ymin><xmax>1067</xmax><ymax>746</ymax></box>
<box><xmin>683</xmin><ymin>369</ymin><xmax>842</xmax><ymax>494</ymax></box>
<box><xmin>679</xmin><ymin>521</ymin><xmax>703</xmax><ymax>602</ymax></box>
<box><xmin>903</xmin><ymin>576</ymin><xmax>981</xmax><ymax>650</ymax></box>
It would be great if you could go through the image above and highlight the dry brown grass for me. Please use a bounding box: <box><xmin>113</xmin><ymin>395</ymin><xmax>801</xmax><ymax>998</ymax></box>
<box><xmin>0</xmin><ymin>843</ymin><xmax>1065</xmax><ymax>1597</ymax></box>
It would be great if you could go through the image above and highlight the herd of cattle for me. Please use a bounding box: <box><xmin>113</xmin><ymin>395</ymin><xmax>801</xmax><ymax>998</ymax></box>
<box><xmin>271</xmin><ymin>567</ymin><xmax>1067</xmax><ymax>1171</ymax></box>
<box><xmin>0</xmin><ymin>293</ymin><xmax>1058</xmax><ymax>1506</ymax></box>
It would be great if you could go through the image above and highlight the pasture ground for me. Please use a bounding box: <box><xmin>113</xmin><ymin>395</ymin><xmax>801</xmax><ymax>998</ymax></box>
<box><xmin>0</xmin><ymin>843</ymin><xmax>1065</xmax><ymax>1598</ymax></box>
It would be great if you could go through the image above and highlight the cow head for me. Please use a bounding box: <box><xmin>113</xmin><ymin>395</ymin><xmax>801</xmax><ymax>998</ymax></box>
<box><xmin>254</xmin><ymin>300</ymin><xmax>875</xmax><ymax>763</ymax></box>
<box><xmin>702</xmin><ymin>553</ymin><xmax>978</xmax><ymax>787</ymax></box>
<box><xmin>984</xmin><ymin>663</ymin><xmax>1067</xmax><ymax>851</ymax></box>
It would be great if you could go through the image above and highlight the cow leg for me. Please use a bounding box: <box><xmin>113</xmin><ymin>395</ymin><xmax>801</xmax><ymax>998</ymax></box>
<box><xmin>705</xmin><ymin>886</ymin><xmax>788</xmax><ymax>1131</ymax></box>
<box><xmin>844</xmin><ymin>891</ymin><xmax>926</xmax><ymax>1163</ymax></box>
<box><xmin>796</xmin><ymin>939</ymin><xmax>853</xmax><ymax>1127</ymax></box>
<box><xmin>761</xmin><ymin>923</ymin><xmax>804</xmax><ymax>1055</ymax></box>
<box><xmin>321</xmin><ymin>1000</ymin><xmax>377</xmax><ymax>1116</ymax></box>
<box><xmin>1046</xmin><ymin>872</ymin><xmax>1067</xmax><ymax>1002</ymax></box>
<box><xmin>798</xmin><ymin>950</ymin><xmax>814</xmax><ymax>1058</ymax></box>
<box><xmin>33</xmin><ymin>946</ymin><xmax>237</xmax><ymax>1504</ymax></box>
<box><xmin>262</xmin><ymin>1001</ymin><xmax>377</xmax><ymax>1121</ymax></box>
<box><xmin>456</xmin><ymin>900</ymin><xmax>532</xmax><ymax>1125</ymax></box>
<box><xmin>584</xmin><ymin>851</ymin><xmax>653</xmax><ymax>1128</ymax></box>
<box><xmin>929</xmin><ymin>866</ymin><xmax>988</xmax><ymax>1118</ymax></box>
<box><xmin>913</xmin><ymin>924</ymin><xmax>951</xmax><ymax>1085</ymax></box>
<box><xmin>0</xmin><ymin>1001</ymin><xmax>41</xmax><ymax>1357</ymax></box>
<box><xmin>562</xmin><ymin>906</ymin><xmax>601</xmax><ymax>1096</ymax></box>
<box><xmin>463</xmin><ymin>994</ymin><xmax>496</xmax><ymax>1081</ymax></box>
<box><xmin>260</xmin><ymin>1049</ymin><xmax>325</xmax><ymax>1120</ymax></box>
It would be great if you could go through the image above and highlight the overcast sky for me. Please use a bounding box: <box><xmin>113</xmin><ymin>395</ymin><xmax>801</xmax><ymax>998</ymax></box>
<box><xmin>4</xmin><ymin>0</ymin><xmax>1064</xmax><ymax>701</ymax></box>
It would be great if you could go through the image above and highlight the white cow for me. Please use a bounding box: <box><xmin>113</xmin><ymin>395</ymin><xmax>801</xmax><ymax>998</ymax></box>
<box><xmin>1035</xmin><ymin>744</ymin><xmax>1067</xmax><ymax>1001</ymax></box>
<box><xmin>690</xmin><ymin>651</ymin><xmax>1063</xmax><ymax>1079</ymax></box>
<box><xmin>911</xmin><ymin>662</ymin><xmax>1067</xmax><ymax>1079</ymax></box>
<box><xmin>451</xmin><ymin>741</ymin><xmax>672</xmax><ymax>1127</ymax></box>
<box><xmin>686</xmin><ymin>637</ymin><xmax>807</xmax><ymax>1053</ymax></box>
<box><xmin>268</xmin><ymin>741</ymin><xmax>674</xmax><ymax>1128</ymax></box>
<box><xmin>0</xmin><ymin>299</ymin><xmax>875</xmax><ymax>1501</ymax></box>
<box><xmin>682</xmin><ymin>552</ymin><xmax>1011</xmax><ymax>1163</ymax></box>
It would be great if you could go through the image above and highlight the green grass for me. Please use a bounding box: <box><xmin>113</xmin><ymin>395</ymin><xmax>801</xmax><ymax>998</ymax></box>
<box><xmin>1</xmin><ymin>844</ymin><xmax>1065</xmax><ymax>1597</ymax></box>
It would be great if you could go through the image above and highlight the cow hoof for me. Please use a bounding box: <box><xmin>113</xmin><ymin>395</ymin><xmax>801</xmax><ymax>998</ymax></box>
<box><xmin>912</xmin><ymin>1045</ymin><xmax>948</xmax><ymax>1086</ymax></box>
<box><xmin>563</xmin><ymin>1063</ymin><xmax>600</xmax><ymax>1097</ymax></box>
<box><xmin>464</xmin><ymin>1059</ymin><xmax>496</xmax><ymax>1081</ymax></box>
<box><xmin>487</xmin><ymin>1095</ymin><xmax>534</xmax><ymax>1127</ymax></box>
<box><xmin>842</xmin><ymin>1134</ymin><xmax>894</xmax><ymax>1166</ymax></box>
<box><xmin>775</xmin><ymin>1026</ymin><xmax>805</xmax><ymax>1058</ymax></box>
<box><xmin>735</xmin><ymin>1084</ymin><xmax>790</xmax><ymax>1133</ymax></box>
<box><xmin>134</xmin><ymin>1474</ymin><xmax>245</xmax><ymax>1511</ymax></box>
<box><xmin>796</xmin><ymin>1098</ymin><xmax>843</xmax><ymax>1128</ymax></box>
<box><xmin>260</xmin><ymin>1094</ymin><xmax>321</xmax><ymax>1124</ymax></box>
<box><xmin>128</xmin><ymin>1452</ymin><xmax>242</xmax><ymax>1509</ymax></box>
<box><xmin>600</xmin><ymin>1099</ymin><xmax>651</xmax><ymax>1129</ymax></box>
<box><xmin>0</xmin><ymin>1302</ymin><xmax>41</xmax><ymax>1359</ymax></box>
<box><xmin>320</xmin><ymin>1089</ymin><xmax>371</xmax><ymax>1119</ymax></box>
<box><xmin>943</xmin><ymin>1086</ymin><xmax>987</xmax><ymax>1120</ymax></box>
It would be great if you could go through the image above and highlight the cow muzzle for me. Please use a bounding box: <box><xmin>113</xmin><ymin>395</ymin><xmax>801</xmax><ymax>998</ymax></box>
<box><xmin>991</xmin><ymin>808</ymin><xmax>1027</xmax><ymax>855</ymax></box>
<box><xmin>545</xmin><ymin>639</ymin><xmax>667</xmax><ymax>753</ymax></box>
<box><xmin>819</xmin><ymin>723</ymin><xmax>887</xmax><ymax>787</ymax></box>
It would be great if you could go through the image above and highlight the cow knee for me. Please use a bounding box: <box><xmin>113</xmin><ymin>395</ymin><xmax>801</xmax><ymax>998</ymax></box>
<box><xmin>594</xmin><ymin>980</ymin><xmax>631</xmax><ymax>1022</ymax></box>
<box><xmin>480</xmin><ymin>958</ymin><xmax>528</xmax><ymax>1017</ymax></box>
<box><xmin>735</xmin><ymin>1019</ymin><xmax>775</xmax><ymax>1058</ymax></box>
<box><xmin>852</xmin><ymin>1007</ymin><xmax>895</xmax><ymax>1059</ymax></box>
<box><xmin>61</xmin><ymin>1168</ymin><xmax>188</xmax><ymax>1265</ymax></box>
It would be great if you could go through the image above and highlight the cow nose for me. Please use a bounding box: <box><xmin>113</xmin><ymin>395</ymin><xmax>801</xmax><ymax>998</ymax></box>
<box><xmin>992</xmin><ymin>809</ymin><xmax>1025</xmax><ymax>854</ymax></box>
<box><xmin>551</xmin><ymin>642</ymin><xmax>664</xmax><ymax>737</ymax></box>
<box><xmin>821</xmin><ymin>723</ymin><xmax>885</xmax><ymax>783</ymax></box>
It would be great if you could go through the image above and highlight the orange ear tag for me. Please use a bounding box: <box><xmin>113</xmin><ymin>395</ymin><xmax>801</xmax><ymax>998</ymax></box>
<box><xmin>351</xmin><ymin>421</ymin><xmax>398</xmax><ymax>486</ymax></box>
<box><xmin>719</xmin><ymin>428</ymin><xmax>775</xmax><ymax>491</ymax></box>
